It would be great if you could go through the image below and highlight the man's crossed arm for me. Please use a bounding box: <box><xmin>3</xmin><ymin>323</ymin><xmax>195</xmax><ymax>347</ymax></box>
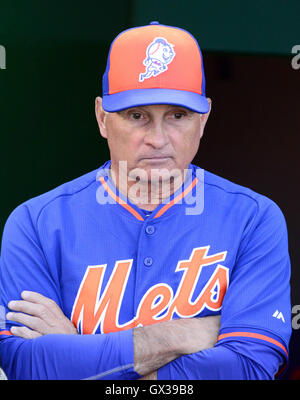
<box><xmin>6</xmin><ymin>290</ymin><xmax>220</xmax><ymax>379</ymax></box>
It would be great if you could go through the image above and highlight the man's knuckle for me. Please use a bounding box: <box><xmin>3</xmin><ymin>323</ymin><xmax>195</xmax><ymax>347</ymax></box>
<box><xmin>9</xmin><ymin>300</ymin><xmax>22</xmax><ymax>311</ymax></box>
<box><xmin>23</xmin><ymin>329</ymin><xmax>34</xmax><ymax>339</ymax></box>
<box><xmin>37</xmin><ymin>305</ymin><xmax>47</xmax><ymax>317</ymax></box>
<box><xmin>11</xmin><ymin>312</ymin><xmax>22</xmax><ymax>323</ymax></box>
<box><xmin>47</xmin><ymin>298</ymin><xmax>57</xmax><ymax>309</ymax></box>
<box><xmin>19</xmin><ymin>327</ymin><xmax>29</xmax><ymax>337</ymax></box>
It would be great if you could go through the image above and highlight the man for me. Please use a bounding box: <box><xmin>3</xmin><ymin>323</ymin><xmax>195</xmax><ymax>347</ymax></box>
<box><xmin>0</xmin><ymin>22</ymin><xmax>291</xmax><ymax>380</ymax></box>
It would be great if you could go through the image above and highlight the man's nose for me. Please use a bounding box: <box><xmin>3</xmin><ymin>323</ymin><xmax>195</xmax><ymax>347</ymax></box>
<box><xmin>144</xmin><ymin>121</ymin><xmax>169</xmax><ymax>149</ymax></box>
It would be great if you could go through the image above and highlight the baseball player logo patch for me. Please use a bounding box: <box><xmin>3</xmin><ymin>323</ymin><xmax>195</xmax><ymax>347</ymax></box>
<box><xmin>139</xmin><ymin>37</ymin><xmax>176</xmax><ymax>82</ymax></box>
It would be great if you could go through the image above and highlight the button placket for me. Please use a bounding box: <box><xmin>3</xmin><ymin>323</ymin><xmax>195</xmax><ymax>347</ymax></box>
<box><xmin>143</xmin><ymin>257</ymin><xmax>153</xmax><ymax>267</ymax></box>
<box><xmin>145</xmin><ymin>225</ymin><xmax>155</xmax><ymax>235</ymax></box>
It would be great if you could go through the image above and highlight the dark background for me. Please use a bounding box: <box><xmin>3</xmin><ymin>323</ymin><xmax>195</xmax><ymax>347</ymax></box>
<box><xmin>0</xmin><ymin>0</ymin><xmax>299</xmax><ymax>379</ymax></box>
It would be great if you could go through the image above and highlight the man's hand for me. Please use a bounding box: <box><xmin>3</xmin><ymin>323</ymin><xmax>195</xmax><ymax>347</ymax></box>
<box><xmin>134</xmin><ymin>315</ymin><xmax>220</xmax><ymax>377</ymax></box>
<box><xmin>6</xmin><ymin>291</ymin><xmax>78</xmax><ymax>339</ymax></box>
<box><xmin>6</xmin><ymin>291</ymin><xmax>220</xmax><ymax>379</ymax></box>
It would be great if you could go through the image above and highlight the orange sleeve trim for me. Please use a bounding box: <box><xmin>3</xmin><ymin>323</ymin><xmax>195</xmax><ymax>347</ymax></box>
<box><xmin>0</xmin><ymin>330</ymin><xmax>12</xmax><ymax>336</ymax></box>
<box><xmin>154</xmin><ymin>177</ymin><xmax>198</xmax><ymax>219</ymax></box>
<box><xmin>218</xmin><ymin>332</ymin><xmax>288</xmax><ymax>358</ymax></box>
<box><xmin>99</xmin><ymin>176</ymin><xmax>144</xmax><ymax>221</ymax></box>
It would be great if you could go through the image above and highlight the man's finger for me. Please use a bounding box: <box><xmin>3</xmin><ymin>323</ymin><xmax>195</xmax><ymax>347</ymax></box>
<box><xmin>8</xmin><ymin>300</ymin><xmax>55</xmax><ymax>324</ymax></box>
<box><xmin>10</xmin><ymin>326</ymin><xmax>41</xmax><ymax>339</ymax></box>
<box><xmin>8</xmin><ymin>292</ymin><xmax>78</xmax><ymax>336</ymax></box>
<box><xmin>6</xmin><ymin>311</ymin><xmax>48</xmax><ymax>334</ymax></box>
<box><xmin>8</xmin><ymin>300</ymin><xmax>40</xmax><ymax>314</ymax></box>
<box><xmin>21</xmin><ymin>291</ymin><xmax>62</xmax><ymax>314</ymax></box>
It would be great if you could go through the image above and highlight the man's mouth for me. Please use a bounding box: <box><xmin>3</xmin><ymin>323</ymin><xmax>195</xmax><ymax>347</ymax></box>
<box><xmin>140</xmin><ymin>156</ymin><xmax>171</xmax><ymax>162</ymax></box>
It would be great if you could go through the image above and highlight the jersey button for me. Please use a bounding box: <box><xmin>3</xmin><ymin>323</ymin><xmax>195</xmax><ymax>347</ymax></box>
<box><xmin>144</xmin><ymin>257</ymin><xmax>153</xmax><ymax>267</ymax></box>
<box><xmin>145</xmin><ymin>225</ymin><xmax>155</xmax><ymax>235</ymax></box>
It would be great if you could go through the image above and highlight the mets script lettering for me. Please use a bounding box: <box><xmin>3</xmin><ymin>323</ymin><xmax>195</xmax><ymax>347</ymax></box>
<box><xmin>71</xmin><ymin>246</ymin><xmax>229</xmax><ymax>333</ymax></box>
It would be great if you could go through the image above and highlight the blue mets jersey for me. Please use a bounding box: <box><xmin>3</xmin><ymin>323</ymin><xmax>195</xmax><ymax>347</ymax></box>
<box><xmin>0</xmin><ymin>162</ymin><xmax>291</xmax><ymax>379</ymax></box>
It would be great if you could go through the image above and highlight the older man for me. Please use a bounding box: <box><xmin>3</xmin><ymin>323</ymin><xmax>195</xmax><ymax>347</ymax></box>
<box><xmin>0</xmin><ymin>22</ymin><xmax>291</xmax><ymax>380</ymax></box>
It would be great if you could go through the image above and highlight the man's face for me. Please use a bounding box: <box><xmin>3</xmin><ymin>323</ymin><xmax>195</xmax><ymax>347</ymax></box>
<box><xmin>95</xmin><ymin>98</ymin><xmax>211</xmax><ymax>183</ymax></box>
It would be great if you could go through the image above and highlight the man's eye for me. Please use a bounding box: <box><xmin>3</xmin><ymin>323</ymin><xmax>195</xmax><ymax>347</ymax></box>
<box><xmin>130</xmin><ymin>112</ymin><xmax>143</xmax><ymax>120</ymax></box>
<box><xmin>174</xmin><ymin>112</ymin><xmax>184</xmax><ymax>119</ymax></box>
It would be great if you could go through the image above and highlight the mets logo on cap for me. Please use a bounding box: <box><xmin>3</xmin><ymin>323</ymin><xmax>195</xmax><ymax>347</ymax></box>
<box><xmin>139</xmin><ymin>37</ymin><xmax>176</xmax><ymax>82</ymax></box>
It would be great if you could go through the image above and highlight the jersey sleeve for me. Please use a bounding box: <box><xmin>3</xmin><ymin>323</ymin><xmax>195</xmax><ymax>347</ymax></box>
<box><xmin>217</xmin><ymin>197</ymin><xmax>291</xmax><ymax>364</ymax></box>
<box><xmin>158</xmin><ymin>197</ymin><xmax>292</xmax><ymax>380</ymax></box>
<box><xmin>0</xmin><ymin>204</ymin><xmax>139</xmax><ymax>380</ymax></box>
<box><xmin>158</xmin><ymin>340</ymin><xmax>283</xmax><ymax>379</ymax></box>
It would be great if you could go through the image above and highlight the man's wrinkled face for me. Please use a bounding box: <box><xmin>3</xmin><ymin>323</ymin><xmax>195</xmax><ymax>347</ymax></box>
<box><xmin>95</xmin><ymin>98</ymin><xmax>211</xmax><ymax>183</ymax></box>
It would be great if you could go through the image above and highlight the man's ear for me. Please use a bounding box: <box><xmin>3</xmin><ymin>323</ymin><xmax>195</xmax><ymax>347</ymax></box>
<box><xmin>95</xmin><ymin>96</ymin><xmax>108</xmax><ymax>139</ymax></box>
<box><xmin>199</xmin><ymin>97</ymin><xmax>212</xmax><ymax>139</ymax></box>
